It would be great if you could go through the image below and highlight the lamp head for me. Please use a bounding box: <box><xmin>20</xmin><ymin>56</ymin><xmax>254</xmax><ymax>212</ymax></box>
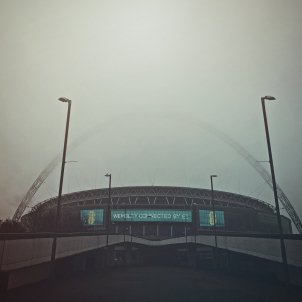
<box><xmin>210</xmin><ymin>174</ymin><xmax>218</xmax><ymax>178</ymax></box>
<box><xmin>105</xmin><ymin>173</ymin><xmax>111</xmax><ymax>177</ymax></box>
<box><xmin>58</xmin><ymin>97</ymin><xmax>72</xmax><ymax>103</ymax></box>
<box><xmin>262</xmin><ymin>95</ymin><xmax>276</xmax><ymax>101</ymax></box>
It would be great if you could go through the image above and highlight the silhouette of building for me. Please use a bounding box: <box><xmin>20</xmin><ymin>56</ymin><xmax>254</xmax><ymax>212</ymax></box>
<box><xmin>22</xmin><ymin>186</ymin><xmax>292</xmax><ymax>234</ymax></box>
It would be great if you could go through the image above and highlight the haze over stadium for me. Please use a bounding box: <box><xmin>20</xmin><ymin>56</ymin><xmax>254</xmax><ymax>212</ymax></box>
<box><xmin>1</xmin><ymin>0</ymin><xmax>302</xmax><ymax>232</ymax></box>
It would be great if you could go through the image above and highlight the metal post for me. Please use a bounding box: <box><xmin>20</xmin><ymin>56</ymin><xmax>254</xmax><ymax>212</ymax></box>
<box><xmin>192</xmin><ymin>203</ymin><xmax>197</xmax><ymax>244</ymax></box>
<box><xmin>129</xmin><ymin>223</ymin><xmax>132</xmax><ymax>265</ymax></box>
<box><xmin>105</xmin><ymin>173</ymin><xmax>111</xmax><ymax>246</ymax></box>
<box><xmin>130</xmin><ymin>224</ymin><xmax>132</xmax><ymax>242</ymax></box>
<box><xmin>210</xmin><ymin>175</ymin><xmax>218</xmax><ymax>249</ymax></box>
<box><xmin>124</xmin><ymin>205</ymin><xmax>126</xmax><ymax>245</ymax></box>
<box><xmin>261</xmin><ymin>96</ymin><xmax>289</xmax><ymax>283</ymax></box>
<box><xmin>103</xmin><ymin>173</ymin><xmax>111</xmax><ymax>267</ymax></box>
<box><xmin>50</xmin><ymin>97</ymin><xmax>72</xmax><ymax>278</ymax></box>
<box><xmin>192</xmin><ymin>203</ymin><xmax>197</xmax><ymax>267</ymax></box>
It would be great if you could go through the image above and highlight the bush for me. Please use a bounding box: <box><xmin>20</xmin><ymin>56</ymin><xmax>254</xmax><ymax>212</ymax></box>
<box><xmin>0</xmin><ymin>219</ymin><xmax>27</xmax><ymax>233</ymax></box>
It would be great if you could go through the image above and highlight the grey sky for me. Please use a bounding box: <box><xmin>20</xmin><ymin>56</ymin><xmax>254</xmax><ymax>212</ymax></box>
<box><xmin>1</xmin><ymin>0</ymin><xmax>302</xmax><ymax>230</ymax></box>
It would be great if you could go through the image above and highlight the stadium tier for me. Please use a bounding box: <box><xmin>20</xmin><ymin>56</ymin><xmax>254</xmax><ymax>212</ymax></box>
<box><xmin>22</xmin><ymin>186</ymin><xmax>292</xmax><ymax>235</ymax></box>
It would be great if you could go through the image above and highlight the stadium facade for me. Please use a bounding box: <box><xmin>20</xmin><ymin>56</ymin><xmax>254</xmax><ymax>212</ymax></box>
<box><xmin>23</xmin><ymin>186</ymin><xmax>292</xmax><ymax>235</ymax></box>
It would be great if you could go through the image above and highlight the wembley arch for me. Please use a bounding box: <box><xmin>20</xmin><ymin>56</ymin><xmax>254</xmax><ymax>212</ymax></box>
<box><xmin>13</xmin><ymin>115</ymin><xmax>302</xmax><ymax>234</ymax></box>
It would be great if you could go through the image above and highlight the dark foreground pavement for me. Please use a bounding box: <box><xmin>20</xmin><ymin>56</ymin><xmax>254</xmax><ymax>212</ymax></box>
<box><xmin>1</xmin><ymin>266</ymin><xmax>301</xmax><ymax>302</ymax></box>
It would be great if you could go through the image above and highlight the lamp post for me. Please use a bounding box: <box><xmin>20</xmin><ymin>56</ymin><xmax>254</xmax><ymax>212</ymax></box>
<box><xmin>120</xmin><ymin>202</ymin><xmax>127</xmax><ymax>243</ymax></box>
<box><xmin>129</xmin><ymin>212</ymin><xmax>132</xmax><ymax>243</ymax></box>
<box><xmin>191</xmin><ymin>202</ymin><xmax>198</xmax><ymax>267</ymax></box>
<box><xmin>210</xmin><ymin>174</ymin><xmax>218</xmax><ymax>269</ymax></box>
<box><xmin>50</xmin><ymin>97</ymin><xmax>72</xmax><ymax>277</ymax></box>
<box><xmin>105</xmin><ymin>173</ymin><xmax>111</xmax><ymax>247</ymax></box>
<box><xmin>210</xmin><ymin>175</ymin><xmax>218</xmax><ymax>249</ymax></box>
<box><xmin>261</xmin><ymin>95</ymin><xmax>289</xmax><ymax>283</ymax></box>
<box><xmin>120</xmin><ymin>202</ymin><xmax>128</xmax><ymax>265</ymax></box>
<box><xmin>192</xmin><ymin>203</ymin><xmax>197</xmax><ymax>244</ymax></box>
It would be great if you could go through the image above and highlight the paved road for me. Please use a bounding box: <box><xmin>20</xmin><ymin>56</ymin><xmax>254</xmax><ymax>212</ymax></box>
<box><xmin>2</xmin><ymin>266</ymin><xmax>302</xmax><ymax>302</ymax></box>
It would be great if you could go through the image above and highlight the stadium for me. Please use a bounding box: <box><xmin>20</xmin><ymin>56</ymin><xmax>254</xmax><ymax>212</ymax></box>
<box><xmin>22</xmin><ymin>186</ymin><xmax>292</xmax><ymax>235</ymax></box>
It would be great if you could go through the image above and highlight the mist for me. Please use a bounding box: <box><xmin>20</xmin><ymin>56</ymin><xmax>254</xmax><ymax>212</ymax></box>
<box><xmin>1</xmin><ymin>0</ymin><xmax>302</xmax><ymax>228</ymax></box>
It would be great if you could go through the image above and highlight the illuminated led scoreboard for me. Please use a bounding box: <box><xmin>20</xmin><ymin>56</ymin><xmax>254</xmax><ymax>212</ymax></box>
<box><xmin>80</xmin><ymin>209</ymin><xmax>192</xmax><ymax>225</ymax></box>
<box><xmin>80</xmin><ymin>208</ymin><xmax>225</xmax><ymax>227</ymax></box>
<box><xmin>199</xmin><ymin>210</ymin><xmax>225</xmax><ymax>227</ymax></box>
<box><xmin>80</xmin><ymin>209</ymin><xmax>104</xmax><ymax>226</ymax></box>
<box><xmin>111</xmin><ymin>209</ymin><xmax>192</xmax><ymax>223</ymax></box>
<box><xmin>29</xmin><ymin>186</ymin><xmax>292</xmax><ymax>234</ymax></box>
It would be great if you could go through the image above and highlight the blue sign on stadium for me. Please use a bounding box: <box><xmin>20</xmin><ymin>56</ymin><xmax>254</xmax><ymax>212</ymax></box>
<box><xmin>199</xmin><ymin>210</ymin><xmax>225</xmax><ymax>227</ymax></box>
<box><xmin>80</xmin><ymin>209</ymin><xmax>104</xmax><ymax>226</ymax></box>
<box><xmin>111</xmin><ymin>209</ymin><xmax>192</xmax><ymax>223</ymax></box>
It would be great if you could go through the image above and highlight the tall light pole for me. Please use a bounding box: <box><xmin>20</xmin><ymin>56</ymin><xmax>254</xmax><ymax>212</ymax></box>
<box><xmin>120</xmin><ymin>202</ymin><xmax>127</xmax><ymax>243</ymax></box>
<box><xmin>210</xmin><ymin>175</ymin><xmax>218</xmax><ymax>249</ymax></box>
<box><xmin>50</xmin><ymin>97</ymin><xmax>72</xmax><ymax>277</ymax></box>
<box><xmin>105</xmin><ymin>173</ymin><xmax>111</xmax><ymax>247</ymax></box>
<box><xmin>192</xmin><ymin>202</ymin><xmax>197</xmax><ymax>244</ymax></box>
<box><xmin>191</xmin><ymin>202</ymin><xmax>197</xmax><ymax>267</ymax></box>
<box><xmin>261</xmin><ymin>95</ymin><xmax>289</xmax><ymax>283</ymax></box>
<box><xmin>210</xmin><ymin>174</ymin><xmax>218</xmax><ymax>269</ymax></box>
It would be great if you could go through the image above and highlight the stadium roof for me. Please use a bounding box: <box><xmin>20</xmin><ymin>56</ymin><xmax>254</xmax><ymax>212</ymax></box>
<box><xmin>33</xmin><ymin>186</ymin><xmax>274</xmax><ymax>213</ymax></box>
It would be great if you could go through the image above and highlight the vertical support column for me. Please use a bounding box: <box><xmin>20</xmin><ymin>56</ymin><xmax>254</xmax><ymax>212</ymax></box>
<box><xmin>261</xmin><ymin>97</ymin><xmax>289</xmax><ymax>284</ymax></box>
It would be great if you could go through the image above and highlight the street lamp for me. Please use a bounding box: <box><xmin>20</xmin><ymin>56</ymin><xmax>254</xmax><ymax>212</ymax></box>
<box><xmin>191</xmin><ymin>202</ymin><xmax>197</xmax><ymax>244</ymax></box>
<box><xmin>121</xmin><ymin>202</ymin><xmax>127</xmax><ymax>244</ymax></box>
<box><xmin>191</xmin><ymin>202</ymin><xmax>198</xmax><ymax>267</ymax></box>
<box><xmin>120</xmin><ymin>201</ymin><xmax>128</xmax><ymax>265</ymax></box>
<box><xmin>261</xmin><ymin>95</ymin><xmax>289</xmax><ymax>283</ymax></box>
<box><xmin>105</xmin><ymin>173</ymin><xmax>112</xmax><ymax>247</ymax></box>
<box><xmin>50</xmin><ymin>97</ymin><xmax>72</xmax><ymax>277</ymax></box>
<box><xmin>210</xmin><ymin>175</ymin><xmax>218</xmax><ymax>269</ymax></box>
<box><xmin>210</xmin><ymin>175</ymin><xmax>218</xmax><ymax>249</ymax></box>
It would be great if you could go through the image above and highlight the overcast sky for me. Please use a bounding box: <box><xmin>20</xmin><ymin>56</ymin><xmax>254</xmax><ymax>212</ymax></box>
<box><xmin>1</xmin><ymin>0</ymin><xmax>301</xmax><ymax>230</ymax></box>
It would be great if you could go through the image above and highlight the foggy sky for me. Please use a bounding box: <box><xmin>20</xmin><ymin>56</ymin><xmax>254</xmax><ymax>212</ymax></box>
<box><xmin>1</xmin><ymin>0</ymin><xmax>302</xmax><ymax>230</ymax></box>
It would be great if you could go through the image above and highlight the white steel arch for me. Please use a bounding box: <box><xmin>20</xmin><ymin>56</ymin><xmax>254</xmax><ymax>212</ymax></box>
<box><xmin>12</xmin><ymin>120</ymin><xmax>302</xmax><ymax>233</ymax></box>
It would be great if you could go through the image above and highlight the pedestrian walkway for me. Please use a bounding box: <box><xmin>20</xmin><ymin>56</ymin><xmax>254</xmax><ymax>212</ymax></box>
<box><xmin>1</xmin><ymin>266</ymin><xmax>301</xmax><ymax>302</ymax></box>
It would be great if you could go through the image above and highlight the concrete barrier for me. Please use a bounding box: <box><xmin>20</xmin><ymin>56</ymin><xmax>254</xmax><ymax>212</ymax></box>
<box><xmin>0</xmin><ymin>233</ymin><xmax>301</xmax><ymax>290</ymax></box>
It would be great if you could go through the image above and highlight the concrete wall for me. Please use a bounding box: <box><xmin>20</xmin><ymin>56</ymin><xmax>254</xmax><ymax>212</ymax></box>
<box><xmin>1</xmin><ymin>233</ymin><xmax>302</xmax><ymax>290</ymax></box>
<box><xmin>56</xmin><ymin>235</ymin><xmax>107</xmax><ymax>258</ymax></box>
<box><xmin>0</xmin><ymin>238</ymin><xmax>52</xmax><ymax>271</ymax></box>
<box><xmin>1</xmin><ymin>235</ymin><xmax>302</xmax><ymax>272</ymax></box>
